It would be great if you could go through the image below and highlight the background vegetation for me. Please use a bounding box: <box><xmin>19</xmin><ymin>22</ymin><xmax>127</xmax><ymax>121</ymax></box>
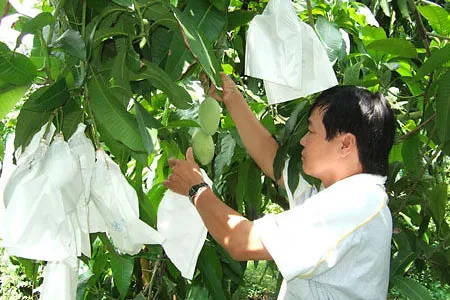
<box><xmin>0</xmin><ymin>0</ymin><xmax>449</xmax><ymax>299</ymax></box>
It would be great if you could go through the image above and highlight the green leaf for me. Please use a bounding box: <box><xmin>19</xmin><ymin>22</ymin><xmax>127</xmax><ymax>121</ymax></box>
<box><xmin>0</xmin><ymin>85</ymin><xmax>28</xmax><ymax>120</ymax></box>
<box><xmin>390</xmin><ymin>232</ymin><xmax>416</xmax><ymax>276</ymax></box>
<box><xmin>391</xmin><ymin>276</ymin><xmax>433</xmax><ymax>300</ymax></box>
<box><xmin>401</xmin><ymin>133</ymin><xmax>423</xmax><ymax>178</ymax></box>
<box><xmin>246</xmin><ymin>162</ymin><xmax>262</xmax><ymax>214</ymax></box>
<box><xmin>208</xmin><ymin>0</ymin><xmax>229</xmax><ymax>11</ymax></box>
<box><xmin>89</xmin><ymin>72</ymin><xmax>145</xmax><ymax>152</ymax></box>
<box><xmin>214</xmin><ymin>133</ymin><xmax>236</xmax><ymax>178</ymax></box>
<box><xmin>197</xmin><ymin>244</ymin><xmax>226</xmax><ymax>300</ymax></box>
<box><xmin>361</xmin><ymin>26</ymin><xmax>387</xmax><ymax>47</ymax></box>
<box><xmin>227</xmin><ymin>10</ymin><xmax>256</xmax><ymax>31</ymax></box>
<box><xmin>109</xmin><ymin>253</ymin><xmax>134</xmax><ymax>299</ymax></box>
<box><xmin>76</xmin><ymin>270</ymin><xmax>94</xmax><ymax>300</ymax></box>
<box><xmin>14</xmin><ymin>109</ymin><xmax>52</xmax><ymax>150</ymax></box>
<box><xmin>140</xmin><ymin>183</ymin><xmax>166</xmax><ymax>227</ymax></box>
<box><xmin>287</xmin><ymin>145</ymin><xmax>302</xmax><ymax>193</ymax></box>
<box><xmin>53</xmin><ymin>29</ymin><xmax>86</xmax><ymax>60</ymax></box>
<box><xmin>187</xmin><ymin>284</ymin><xmax>209</xmax><ymax>300</ymax></box>
<box><xmin>112</xmin><ymin>0</ymin><xmax>132</xmax><ymax>7</ymax></box>
<box><xmin>283</xmin><ymin>101</ymin><xmax>308</xmax><ymax>144</ymax></box>
<box><xmin>165</xmin><ymin>1</ymin><xmax>225</xmax><ymax>81</ymax></box>
<box><xmin>22</xmin><ymin>79</ymin><xmax>70</xmax><ymax>112</ymax></box>
<box><xmin>135</xmin><ymin>101</ymin><xmax>158</xmax><ymax>154</ymax></box>
<box><xmin>142</xmin><ymin>2</ymin><xmax>177</xmax><ymax>30</ymax></box>
<box><xmin>397</xmin><ymin>0</ymin><xmax>410</xmax><ymax>19</ymax></box>
<box><xmin>316</xmin><ymin>16</ymin><xmax>342</xmax><ymax>63</ymax></box>
<box><xmin>133</xmin><ymin>60</ymin><xmax>192</xmax><ymax>109</ymax></box>
<box><xmin>0</xmin><ymin>42</ymin><xmax>37</xmax><ymax>85</ymax></box>
<box><xmin>366</xmin><ymin>38</ymin><xmax>417</xmax><ymax>59</ymax></box>
<box><xmin>427</xmin><ymin>183</ymin><xmax>447</xmax><ymax>226</ymax></box>
<box><xmin>166</xmin><ymin>119</ymin><xmax>199</xmax><ymax>129</ymax></box>
<box><xmin>435</xmin><ymin>71</ymin><xmax>450</xmax><ymax>145</ymax></box>
<box><xmin>20</xmin><ymin>12</ymin><xmax>54</xmax><ymax>34</ymax></box>
<box><xmin>343</xmin><ymin>62</ymin><xmax>362</xmax><ymax>85</ymax></box>
<box><xmin>273</xmin><ymin>143</ymin><xmax>289</xmax><ymax>181</ymax></box>
<box><xmin>236</xmin><ymin>159</ymin><xmax>251</xmax><ymax>214</ymax></box>
<box><xmin>418</xmin><ymin>4</ymin><xmax>450</xmax><ymax>36</ymax></box>
<box><xmin>62</xmin><ymin>98</ymin><xmax>83</xmax><ymax>139</ymax></box>
<box><xmin>416</xmin><ymin>44</ymin><xmax>450</xmax><ymax>78</ymax></box>
<box><xmin>171</xmin><ymin>6</ymin><xmax>222</xmax><ymax>86</ymax></box>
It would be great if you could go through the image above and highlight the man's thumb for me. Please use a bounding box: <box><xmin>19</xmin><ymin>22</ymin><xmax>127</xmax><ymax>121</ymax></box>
<box><xmin>186</xmin><ymin>147</ymin><xmax>195</xmax><ymax>163</ymax></box>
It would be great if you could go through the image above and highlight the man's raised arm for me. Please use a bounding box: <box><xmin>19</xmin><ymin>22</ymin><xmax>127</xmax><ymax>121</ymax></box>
<box><xmin>209</xmin><ymin>73</ymin><xmax>284</xmax><ymax>187</ymax></box>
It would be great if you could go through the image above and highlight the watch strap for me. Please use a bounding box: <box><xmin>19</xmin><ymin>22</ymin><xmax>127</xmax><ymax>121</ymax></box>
<box><xmin>188</xmin><ymin>182</ymin><xmax>209</xmax><ymax>201</ymax></box>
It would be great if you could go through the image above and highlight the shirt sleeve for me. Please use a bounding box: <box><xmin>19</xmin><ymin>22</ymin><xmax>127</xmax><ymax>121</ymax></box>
<box><xmin>253</xmin><ymin>182</ymin><xmax>386</xmax><ymax>281</ymax></box>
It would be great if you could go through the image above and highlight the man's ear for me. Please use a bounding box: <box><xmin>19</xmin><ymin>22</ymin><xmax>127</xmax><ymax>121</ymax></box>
<box><xmin>340</xmin><ymin>133</ymin><xmax>357</xmax><ymax>157</ymax></box>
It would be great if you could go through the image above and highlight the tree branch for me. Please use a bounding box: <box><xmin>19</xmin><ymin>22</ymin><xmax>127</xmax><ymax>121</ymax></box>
<box><xmin>397</xmin><ymin>112</ymin><xmax>436</xmax><ymax>141</ymax></box>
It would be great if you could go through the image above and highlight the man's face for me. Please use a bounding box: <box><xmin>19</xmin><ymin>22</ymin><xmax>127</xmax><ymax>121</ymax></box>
<box><xmin>300</xmin><ymin>107</ymin><xmax>341</xmax><ymax>182</ymax></box>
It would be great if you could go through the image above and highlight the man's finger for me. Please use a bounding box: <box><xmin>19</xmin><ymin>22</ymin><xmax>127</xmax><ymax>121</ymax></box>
<box><xmin>186</xmin><ymin>147</ymin><xmax>196</xmax><ymax>163</ymax></box>
<box><xmin>168</xmin><ymin>157</ymin><xmax>177</xmax><ymax>167</ymax></box>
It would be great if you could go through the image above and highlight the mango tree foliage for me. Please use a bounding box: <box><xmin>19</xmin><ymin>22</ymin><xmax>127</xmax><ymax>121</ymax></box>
<box><xmin>0</xmin><ymin>0</ymin><xmax>449</xmax><ymax>299</ymax></box>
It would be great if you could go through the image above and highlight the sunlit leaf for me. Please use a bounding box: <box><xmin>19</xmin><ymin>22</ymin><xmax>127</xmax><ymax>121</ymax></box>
<box><xmin>366</xmin><ymin>38</ymin><xmax>417</xmax><ymax>58</ymax></box>
<box><xmin>418</xmin><ymin>4</ymin><xmax>450</xmax><ymax>36</ymax></box>
<box><xmin>0</xmin><ymin>85</ymin><xmax>28</xmax><ymax>120</ymax></box>
<box><xmin>416</xmin><ymin>44</ymin><xmax>450</xmax><ymax>78</ymax></box>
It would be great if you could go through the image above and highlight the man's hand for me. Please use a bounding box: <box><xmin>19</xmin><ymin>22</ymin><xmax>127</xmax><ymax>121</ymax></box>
<box><xmin>204</xmin><ymin>72</ymin><xmax>242</xmax><ymax>105</ymax></box>
<box><xmin>163</xmin><ymin>148</ymin><xmax>204</xmax><ymax>196</ymax></box>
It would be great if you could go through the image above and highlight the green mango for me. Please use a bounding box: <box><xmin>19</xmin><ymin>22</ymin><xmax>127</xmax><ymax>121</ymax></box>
<box><xmin>198</xmin><ymin>96</ymin><xmax>221</xmax><ymax>135</ymax></box>
<box><xmin>192</xmin><ymin>129</ymin><xmax>214</xmax><ymax>165</ymax></box>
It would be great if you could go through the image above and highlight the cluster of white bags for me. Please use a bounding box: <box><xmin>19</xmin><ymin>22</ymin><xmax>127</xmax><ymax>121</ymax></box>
<box><xmin>0</xmin><ymin>122</ymin><xmax>211</xmax><ymax>299</ymax></box>
<box><xmin>0</xmin><ymin>123</ymin><xmax>163</xmax><ymax>299</ymax></box>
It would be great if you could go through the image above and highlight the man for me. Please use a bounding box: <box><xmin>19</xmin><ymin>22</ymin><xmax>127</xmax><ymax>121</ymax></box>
<box><xmin>163</xmin><ymin>73</ymin><xmax>396</xmax><ymax>299</ymax></box>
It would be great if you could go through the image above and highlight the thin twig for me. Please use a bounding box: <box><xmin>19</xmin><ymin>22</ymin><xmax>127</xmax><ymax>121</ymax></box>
<box><xmin>426</xmin><ymin>32</ymin><xmax>450</xmax><ymax>41</ymax></box>
<box><xmin>147</xmin><ymin>259</ymin><xmax>160</xmax><ymax>299</ymax></box>
<box><xmin>396</xmin><ymin>112</ymin><xmax>436</xmax><ymax>141</ymax></box>
<box><xmin>305</xmin><ymin>0</ymin><xmax>315</xmax><ymax>30</ymax></box>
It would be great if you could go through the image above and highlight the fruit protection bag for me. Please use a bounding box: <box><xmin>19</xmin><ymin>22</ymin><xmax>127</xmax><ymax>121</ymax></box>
<box><xmin>67</xmin><ymin>123</ymin><xmax>105</xmax><ymax>257</ymax></box>
<box><xmin>2</xmin><ymin>132</ymin><xmax>85</xmax><ymax>261</ymax></box>
<box><xmin>39</xmin><ymin>257</ymin><xmax>78</xmax><ymax>300</ymax></box>
<box><xmin>0</xmin><ymin>134</ymin><xmax>17</xmax><ymax>238</ymax></box>
<box><xmin>90</xmin><ymin>149</ymin><xmax>163</xmax><ymax>255</ymax></box>
<box><xmin>157</xmin><ymin>169</ymin><xmax>212</xmax><ymax>280</ymax></box>
<box><xmin>245</xmin><ymin>0</ymin><xmax>337</xmax><ymax>104</ymax></box>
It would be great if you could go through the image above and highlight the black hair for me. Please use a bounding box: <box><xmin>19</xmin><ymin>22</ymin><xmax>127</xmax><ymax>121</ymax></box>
<box><xmin>310</xmin><ymin>85</ymin><xmax>396</xmax><ymax>176</ymax></box>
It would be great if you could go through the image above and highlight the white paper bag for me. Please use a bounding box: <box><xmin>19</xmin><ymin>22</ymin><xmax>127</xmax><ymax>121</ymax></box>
<box><xmin>245</xmin><ymin>0</ymin><xmax>338</xmax><ymax>104</ymax></box>
<box><xmin>39</xmin><ymin>257</ymin><xmax>79</xmax><ymax>300</ymax></box>
<box><xmin>90</xmin><ymin>149</ymin><xmax>163</xmax><ymax>255</ymax></box>
<box><xmin>3</xmin><ymin>133</ymin><xmax>85</xmax><ymax>261</ymax></box>
<box><xmin>157</xmin><ymin>170</ymin><xmax>212</xmax><ymax>280</ymax></box>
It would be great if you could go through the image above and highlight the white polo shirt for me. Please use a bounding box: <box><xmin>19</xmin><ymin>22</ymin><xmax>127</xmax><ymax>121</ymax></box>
<box><xmin>253</xmin><ymin>163</ymin><xmax>392</xmax><ymax>300</ymax></box>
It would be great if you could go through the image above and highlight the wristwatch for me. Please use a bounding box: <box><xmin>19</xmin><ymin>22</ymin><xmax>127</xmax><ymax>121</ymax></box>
<box><xmin>188</xmin><ymin>182</ymin><xmax>209</xmax><ymax>202</ymax></box>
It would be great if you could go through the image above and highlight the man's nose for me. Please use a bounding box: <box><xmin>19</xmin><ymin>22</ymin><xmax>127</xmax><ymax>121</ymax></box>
<box><xmin>300</xmin><ymin>135</ymin><xmax>306</xmax><ymax>146</ymax></box>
